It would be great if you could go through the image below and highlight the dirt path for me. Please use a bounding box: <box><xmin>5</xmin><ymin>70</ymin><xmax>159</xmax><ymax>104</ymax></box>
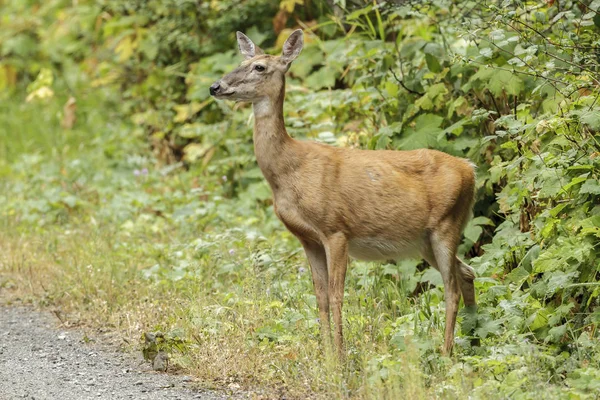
<box><xmin>0</xmin><ymin>305</ymin><xmax>226</xmax><ymax>400</ymax></box>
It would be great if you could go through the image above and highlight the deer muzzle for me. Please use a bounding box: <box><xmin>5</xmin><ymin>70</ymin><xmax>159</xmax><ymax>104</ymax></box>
<box><xmin>209</xmin><ymin>82</ymin><xmax>221</xmax><ymax>96</ymax></box>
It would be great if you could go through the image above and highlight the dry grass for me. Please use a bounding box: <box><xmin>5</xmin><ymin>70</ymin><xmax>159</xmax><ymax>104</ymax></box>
<box><xmin>0</xmin><ymin>225</ymin><xmax>456</xmax><ymax>399</ymax></box>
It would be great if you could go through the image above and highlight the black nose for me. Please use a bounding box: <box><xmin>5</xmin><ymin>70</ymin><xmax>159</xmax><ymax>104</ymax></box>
<box><xmin>209</xmin><ymin>82</ymin><xmax>220</xmax><ymax>96</ymax></box>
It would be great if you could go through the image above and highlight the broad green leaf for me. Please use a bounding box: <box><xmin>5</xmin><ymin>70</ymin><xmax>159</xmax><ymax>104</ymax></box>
<box><xmin>545</xmin><ymin>324</ymin><xmax>567</xmax><ymax>343</ymax></box>
<box><xmin>420</xmin><ymin>267</ymin><xmax>443</xmax><ymax>286</ymax></box>
<box><xmin>529</xmin><ymin>308</ymin><xmax>549</xmax><ymax>331</ymax></box>
<box><xmin>533</xmin><ymin>246</ymin><xmax>566</xmax><ymax>273</ymax></box>
<box><xmin>305</xmin><ymin>67</ymin><xmax>337</xmax><ymax>90</ymax></box>
<box><xmin>290</xmin><ymin>46</ymin><xmax>324</xmax><ymax>79</ymax></box>
<box><xmin>572</xmin><ymin>109</ymin><xmax>600</xmax><ymax>130</ymax></box>
<box><xmin>115</xmin><ymin>35</ymin><xmax>135</xmax><ymax>62</ymax></box>
<box><xmin>479</xmin><ymin>47</ymin><xmax>493</xmax><ymax>58</ymax></box>
<box><xmin>346</xmin><ymin>5</ymin><xmax>373</xmax><ymax>20</ymax></box>
<box><xmin>182</xmin><ymin>143</ymin><xmax>211</xmax><ymax>162</ymax></box>
<box><xmin>539</xmin><ymin>174</ymin><xmax>563</xmax><ymax>198</ymax></box>
<box><xmin>549</xmin><ymin>203</ymin><xmax>569</xmax><ymax>217</ymax></box>
<box><xmin>425</xmin><ymin>53</ymin><xmax>442</xmax><ymax>73</ymax></box>
<box><xmin>280</xmin><ymin>0</ymin><xmax>303</xmax><ymax>12</ymax></box>
<box><xmin>173</xmin><ymin>100</ymin><xmax>212</xmax><ymax>123</ymax></box>
<box><xmin>580</xmin><ymin>179</ymin><xmax>600</xmax><ymax>195</ymax></box>
<box><xmin>247</xmin><ymin>181</ymin><xmax>272</xmax><ymax>201</ymax></box>
<box><xmin>505</xmin><ymin>266</ymin><xmax>530</xmax><ymax>286</ymax></box>
<box><xmin>459</xmin><ymin>305</ymin><xmax>478</xmax><ymax>335</ymax></box>
<box><xmin>488</xmin><ymin>70</ymin><xmax>524</xmax><ymax>96</ymax></box>
<box><xmin>475</xmin><ymin>318</ymin><xmax>502</xmax><ymax>339</ymax></box>
<box><xmin>398</xmin><ymin>113</ymin><xmax>444</xmax><ymax>150</ymax></box>
<box><xmin>384</xmin><ymin>80</ymin><xmax>399</xmax><ymax>98</ymax></box>
<box><xmin>464</xmin><ymin>224</ymin><xmax>482</xmax><ymax>243</ymax></box>
<box><xmin>471</xmin><ymin>216</ymin><xmax>494</xmax><ymax>226</ymax></box>
<box><xmin>546</xmin><ymin>271</ymin><xmax>579</xmax><ymax>295</ymax></box>
<box><xmin>139</xmin><ymin>33</ymin><xmax>159</xmax><ymax>60</ymax></box>
<box><xmin>560</xmin><ymin>176</ymin><xmax>588</xmax><ymax>193</ymax></box>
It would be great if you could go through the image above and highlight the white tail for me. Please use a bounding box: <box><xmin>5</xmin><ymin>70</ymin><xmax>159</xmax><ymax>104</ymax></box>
<box><xmin>210</xmin><ymin>30</ymin><xmax>477</xmax><ymax>356</ymax></box>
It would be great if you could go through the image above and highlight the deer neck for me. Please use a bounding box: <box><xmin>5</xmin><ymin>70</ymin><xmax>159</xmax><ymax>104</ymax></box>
<box><xmin>252</xmin><ymin>90</ymin><xmax>295</xmax><ymax>191</ymax></box>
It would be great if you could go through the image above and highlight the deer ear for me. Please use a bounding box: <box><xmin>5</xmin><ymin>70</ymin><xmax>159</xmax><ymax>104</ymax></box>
<box><xmin>281</xmin><ymin>29</ymin><xmax>304</xmax><ymax>65</ymax></box>
<box><xmin>236</xmin><ymin>31</ymin><xmax>264</xmax><ymax>59</ymax></box>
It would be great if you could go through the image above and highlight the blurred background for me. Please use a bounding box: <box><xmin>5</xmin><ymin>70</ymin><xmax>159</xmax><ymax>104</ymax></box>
<box><xmin>1</xmin><ymin>0</ymin><xmax>600</xmax><ymax>398</ymax></box>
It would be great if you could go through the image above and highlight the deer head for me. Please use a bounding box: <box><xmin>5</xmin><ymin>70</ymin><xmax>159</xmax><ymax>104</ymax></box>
<box><xmin>209</xmin><ymin>30</ymin><xmax>304</xmax><ymax>103</ymax></box>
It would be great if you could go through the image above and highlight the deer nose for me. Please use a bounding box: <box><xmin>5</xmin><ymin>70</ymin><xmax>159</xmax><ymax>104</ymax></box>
<box><xmin>209</xmin><ymin>82</ymin><xmax>220</xmax><ymax>96</ymax></box>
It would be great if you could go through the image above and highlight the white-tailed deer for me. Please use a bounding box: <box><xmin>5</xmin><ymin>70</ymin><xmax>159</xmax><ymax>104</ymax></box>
<box><xmin>210</xmin><ymin>30</ymin><xmax>477</xmax><ymax>356</ymax></box>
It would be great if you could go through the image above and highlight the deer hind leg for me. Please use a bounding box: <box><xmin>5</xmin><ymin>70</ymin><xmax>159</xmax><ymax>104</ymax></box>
<box><xmin>429</xmin><ymin>230</ymin><xmax>461</xmax><ymax>356</ymax></box>
<box><xmin>423</xmin><ymin>244</ymin><xmax>479</xmax><ymax>350</ymax></box>
<box><xmin>457</xmin><ymin>258</ymin><xmax>476</xmax><ymax>307</ymax></box>
<box><xmin>423</xmin><ymin>251</ymin><xmax>476</xmax><ymax>306</ymax></box>
<box><xmin>325</xmin><ymin>233</ymin><xmax>349</xmax><ymax>359</ymax></box>
<box><xmin>457</xmin><ymin>257</ymin><xmax>479</xmax><ymax>346</ymax></box>
<box><xmin>301</xmin><ymin>240</ymin><xmax>332</xmax><ymax>350</ymax></box>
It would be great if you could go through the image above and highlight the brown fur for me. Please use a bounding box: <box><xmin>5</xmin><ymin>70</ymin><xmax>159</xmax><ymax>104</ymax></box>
<box><xmin>212</xmin><ymin>30</ymin><xmax>477</xmax><ymax>356</ymax></box>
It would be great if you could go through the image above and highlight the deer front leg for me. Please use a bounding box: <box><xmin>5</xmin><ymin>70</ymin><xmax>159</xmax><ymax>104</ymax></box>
<box><xmin>301</xmin><ymin>240</ymin><xmax>332</xmax><ymax>350</ymax></box>
<box><xmin>325</xmin><ymin>233</ymin><xmax>349</xmax><ymax>358</ymax></box>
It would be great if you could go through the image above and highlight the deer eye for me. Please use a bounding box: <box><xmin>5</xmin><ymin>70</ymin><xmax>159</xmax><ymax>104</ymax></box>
<box><xmin>254</xmin><ymin>65</ymin><xmax>265</xmax><ymax>72</ymax></box>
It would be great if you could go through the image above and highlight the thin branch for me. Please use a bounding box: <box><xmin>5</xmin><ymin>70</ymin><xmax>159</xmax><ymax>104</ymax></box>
<box><xmin>461</xmin><ymin>57</ymin><xmax>570</xmax><ymax>97</ymax></box>
<box><xmin>481</xmin><ymin>39</ymin><xmax>568</xmax><ymax>97</ymax></box>
<box><xmin>507</xmin><ymin>16</ymin><xmax>599</xmax><ymax>51</ymax></box>
<box><xmin>543</xmin><ymin>51</ymin><xmax>600</xmax><ymax>87</ymax></box>
<box><xmin>487</xmin><ymin>89</ymin><xmax>503</xmax><ymax>115</ymax></box>
<box><xmin>388</xmin><ymin>68</ymin><xmax>424</xmax><ymax>96</ymax></box>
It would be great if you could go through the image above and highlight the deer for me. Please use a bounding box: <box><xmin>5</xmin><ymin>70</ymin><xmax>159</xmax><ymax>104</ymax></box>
<box><xmin>210</xmin><ymin>29</ymin><xmax>477</xmax><ymax>357</ymax></box>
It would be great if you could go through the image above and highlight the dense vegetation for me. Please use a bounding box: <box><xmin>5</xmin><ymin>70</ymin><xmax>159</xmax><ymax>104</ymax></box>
<box><xmin>1</xmin><ymin>0</ymin><xmax>600</xmax><ymax>398</ymax></box>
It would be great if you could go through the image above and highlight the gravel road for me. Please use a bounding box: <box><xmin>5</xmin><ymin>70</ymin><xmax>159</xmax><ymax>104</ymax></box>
<box><xmin>0</xmin><ymin>306</ymin><xmax>226</xmax><ymax>400</ymax></box>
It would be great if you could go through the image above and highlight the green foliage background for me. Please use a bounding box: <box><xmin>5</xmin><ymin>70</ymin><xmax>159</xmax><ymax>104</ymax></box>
<box><xmin>1</xmin><ymin>0</ymin><xmax>600</xmax><ymax>398</ymax></box>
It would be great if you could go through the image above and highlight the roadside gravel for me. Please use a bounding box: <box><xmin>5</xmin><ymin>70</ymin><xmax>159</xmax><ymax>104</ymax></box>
<box><xmin>0</xmin><ymin>305</ymin><xmax>226</xmax><ymax>400</ymax></box>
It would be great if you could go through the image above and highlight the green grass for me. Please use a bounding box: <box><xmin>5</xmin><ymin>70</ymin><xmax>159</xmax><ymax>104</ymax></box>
<box><xmin>1</xmin><ymin>91</ymin><xmax>599</xmax><ymax>399</ymax></box>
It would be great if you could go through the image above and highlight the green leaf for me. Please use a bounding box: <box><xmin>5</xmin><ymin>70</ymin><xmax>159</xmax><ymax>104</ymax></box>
<box><xmin>62</xmin><ymin>195</ymin><xmax>77</xmax><ymax>208</ymax></box>
<box><xmin>475</xmin><ymin>318</ymin><xmax>502</xmax><ymax>339</ymax></box>
<box><xmin>578</xmin><ymin>110</ymin><xmax>600</xmax><ymax>130</ymax></box>
<box><xmin>384</xmin><ymin>80</ymin><xmax>399</xmax><ymax>98</ymax></box>
<box><xmin>245</xmin><ymin>26</ymin><xmax>269</xmax><ymax>46</ymax></box>
<box><xmin>533</xmin><ymin>245</ymin><xmax>566</xmax><ymax>273</ymax></box>
<box><xmin>580</xmin><ymin>215</ymin><xmax>600</xmax><ymax>231</ymax></box>
<box><xmin>305</xmin><ymin>67</ymin><xmax>337</xmax><ymax>90</ymax></box>
<box><xmin>545</xmin><ymin>324</ymin><xmax>567</xmax><ymax>343</ymax></box>
<box><xmin>539</xmin><ymin>174</ymin><xmax>562</xmax><ymax>198</ymax></box>
<box><xmin>546</xmin><ymin>271</ymin><xmax>579</xmax><ymax>295</ymax></box>
<box><xmin>471</xmin><ymin>216</ymin><xmax>494</xmax><ymax>226</ymax></box>
<box><xmin>488</xmin><ymin>70</ymin><xmax>524</xmax><ymax>96</ymax></box>
<box><xmin>422</xmin><ymin>42</ymin><xmax>444</xmax><ymax>58</ymax></box>
<box><xmin>470</xmin><ymin>68</ymin><xmax>523</xmax><ymax>97</ymax></box>
<box><xmin>247</xmin><ymin>181</ymin><xmax>272</xmax><ymax>201</ymax></box>
<box><xmin>425</xmin><ymin>53</ymin><xmax>442</xmax><ymax>73</ymax></box>
<box><xmin>505</xmin><ymin>266</ymin><xmax>530</xmax><ymax>286</ymax></box>
<box><xmin>549</xmin><ymin>203</ymin><xmax>569</xmax><ymax>217</ymax></box>
<box><xmin>291</xmin><ymin>46</ymin><xmax>324</xmax><ymax>79</ymax></box>
<box><xmin>139</xmin><ymin>33</ymin><xmax>159</xmax><ymax>60</ymax></box>
<box><xmin>560</xmin><ymin>175</ymin><xmax>587</xmax><ymax>193</ymax></box>
<box><xmin>529</xmin><ymin>308</ymin><xmax>549</xmax><ymax>331</ymax></box>
<box><xmin>479</xmin><ymin>47</ymin><xmax>493</xmax><ymax>58</ymax></box>
<box><xmin>464</xmin><ymin>224</ymin><xmax>482</xmax><ymax>243</ymax></box>
<box><xmin>397</xmin><ymin>113</ymin><xmax>444</xmax><ymax>150</ymax></box>
<box><xmin>420</xmin><ymin>267</ymin><xmax>443</xmax><ymax>286</ymax></box>
<box><xmin>580</xmin><ymin>179</ymin><xmax>600</xmax><ymax>195</ymax></box>
<box><xmin>459</xmin><ymin>305</ymin><xmax>478</xmax><ymax>335</ymax></box>
<box><xmin>346</xmin><ymin>5</ymin><xmax>373</xmax><ymax>20</ymax></box>
<box><xmin>440</xmin><ymin>119</ymin><xmax>468</xmax><ymax>137</ymax></box>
